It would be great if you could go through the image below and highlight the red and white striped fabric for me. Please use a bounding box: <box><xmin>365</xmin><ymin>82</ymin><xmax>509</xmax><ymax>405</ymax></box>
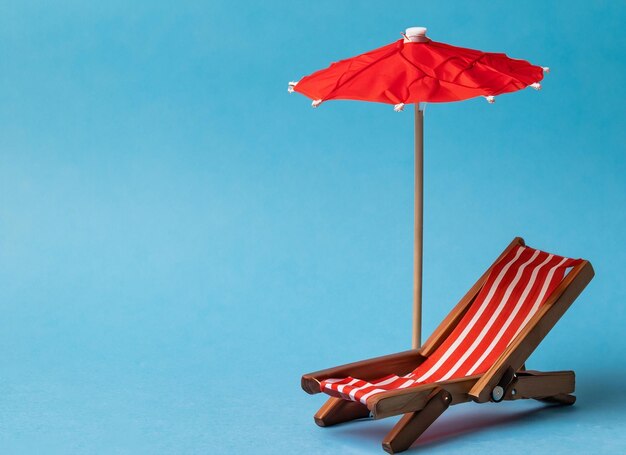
<box><xmin>320</xmin><ymin>245</ymin><xmax>582</xmax><ymax>405</ymax></box>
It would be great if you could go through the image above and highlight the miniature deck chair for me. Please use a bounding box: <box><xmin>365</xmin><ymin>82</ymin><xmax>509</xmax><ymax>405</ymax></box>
<box><xmin>301</xmin><ymin>237</ymin><xmax>594</xmax><ymax>453</ymax></box>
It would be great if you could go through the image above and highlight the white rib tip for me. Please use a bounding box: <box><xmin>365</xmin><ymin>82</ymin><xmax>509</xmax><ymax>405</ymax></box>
<box><xmin>485</xmin><ymin>96</ymin><xmax>495</xmax><ymax>104</ymax></box>
<box><xmin>530</xmin><ymin>82</ymin><xmax>542</xmax><ymax>90</ymax></box>
<box><xmin>311</xmin><ymin>99</ymin><xmax>322</xmax><ymax>108</ymax></box>
<box><xmin>393</xmin><ymin>103</ymin><xmax>405</xmax><ymax>112</ymax></box>
<box><xmin>287</xmin><ymin>81</ymin><xmax>298</xmax><ymax>93</ymax></box>
<box><xmin>542</xmin><ymin>67</ymin><xmax>550</xmax><ymax>73</ymax></box>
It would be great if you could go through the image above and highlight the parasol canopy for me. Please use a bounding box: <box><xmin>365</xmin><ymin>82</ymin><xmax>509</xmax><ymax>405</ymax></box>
<box><xmin>290</xmin><ymin>27</ymin><xmax>547</xmax><ymax>109</ymax></box>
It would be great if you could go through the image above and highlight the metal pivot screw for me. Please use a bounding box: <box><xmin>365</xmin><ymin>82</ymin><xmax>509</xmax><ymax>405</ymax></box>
<box><xmin>491</xmin><ymin>385</ymin><xmax>505</xmax><ymax>402</ymax></box>
<box><xmin>511</xmin><ymin>388</ymin><xmax>517</xmax><ymax>396</ymax></box>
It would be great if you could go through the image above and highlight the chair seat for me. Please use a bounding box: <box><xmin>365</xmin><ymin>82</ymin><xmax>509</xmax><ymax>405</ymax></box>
<box><xmin>321</xmin><ymin>374</ymin><xmax>433</xmax><ymax>405</ymax></box>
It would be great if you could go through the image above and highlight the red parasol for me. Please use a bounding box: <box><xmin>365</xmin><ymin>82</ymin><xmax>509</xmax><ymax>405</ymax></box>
<box><xmin>289</xmin><ymin>27</ymin><xmax>548</xmax><ymax>348</ymax></box>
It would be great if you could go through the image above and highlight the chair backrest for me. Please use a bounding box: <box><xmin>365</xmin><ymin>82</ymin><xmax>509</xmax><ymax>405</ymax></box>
<box><xmin>409</xmin><ymin>244</ymin><xmax>582</xmax><ymax>384</ymax></box>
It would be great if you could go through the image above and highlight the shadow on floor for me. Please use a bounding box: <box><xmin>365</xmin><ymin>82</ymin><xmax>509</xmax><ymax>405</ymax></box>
<box><xmin>333</xmin><ymin>403</ymin><xmax>556</xmax><ymax>450</ymax></box>
<box><xmin>321</xmin><ymin>371</ymin><xmax>626</xmax><ymax>452</ymax></box>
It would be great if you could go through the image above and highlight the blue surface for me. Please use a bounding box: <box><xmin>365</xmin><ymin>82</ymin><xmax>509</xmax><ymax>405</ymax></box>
<box><xmin>1</xmin><ymin>1</ymin><xmax>625</xmax><ymax>453</ymax></box>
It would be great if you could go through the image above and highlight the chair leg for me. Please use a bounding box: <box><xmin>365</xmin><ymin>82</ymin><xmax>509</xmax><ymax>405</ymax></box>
<box><xmin>535</xmin><ymin>393</ymin><xmax>576</xmax><ymax>406</ymax></box>
<box><xmin>381</xmin><ymin>388</ymin><xmax>451</xmax><ymax>454</ymax></box>
<box><xmin>314</xmin><ymin>397</ymin><xmax>371</xmax><ymax>427</ymax></box>
<box><xmin>505</xmin><ymin>370</ymin><xmax>576</xmax><ymax>405</ymax></box>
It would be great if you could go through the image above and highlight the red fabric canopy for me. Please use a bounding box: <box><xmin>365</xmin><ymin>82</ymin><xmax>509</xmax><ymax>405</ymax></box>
<box><xmin>292</xmin><ymin>39</ymin><xmax>545</xmax><ymax>106</ymax></box>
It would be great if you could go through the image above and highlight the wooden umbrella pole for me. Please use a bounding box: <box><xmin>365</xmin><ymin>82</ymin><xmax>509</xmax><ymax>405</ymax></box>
<box><xmin>412</xmin><ymin>103</ymin><xmax>424</xmax><ymax>349</ymax></box>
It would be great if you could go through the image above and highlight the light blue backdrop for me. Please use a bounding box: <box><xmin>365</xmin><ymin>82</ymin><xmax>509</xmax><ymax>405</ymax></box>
<box><xmin>0</xmin><ymin>1</ymin><xmax>624</xmax><ymax>453</ymax></box>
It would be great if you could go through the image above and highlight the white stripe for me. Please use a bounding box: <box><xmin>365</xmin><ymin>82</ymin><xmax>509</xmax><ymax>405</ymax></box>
<box><xmin>438</xmin><ymin>250</ymin><xmax>541</xmax><ymax>381</ymax></box>
<box><xmin>350</xmin><ymin>375</ymin><xmax>400</xmax><ymax>399</ymax></box>
<box><xmin>348</xmin><ymin>375</ymin><xmax>399</xmax><ymax>400</ymax></box>
<box><xmin>373</xmin><ymin>375</ymin><xmax>401</xmax><ymax>386</ymax></box>
<box><xmin>357</xmin><ymin>378</ymin><xmax>419</xmax><ymax>404</ymax></box>
<box><xmin>336</xmin><ymin>378</ymin><xmax>358</xmax><ymax>394</ymax></box>
<box><xmin>397</xmin><ymin>379</ymin><xmax>415</xmax><ymax>389</ymax></box>
<box><xmin>359</xmin><ymin>388</ymin><xmax>386</xmax><ymax>404</ymax></box>
<box><xmin>415</xmin><ymin>246</ymin><xmax>526</xmax><ymax>383</ymax></box>
<box><xmin>465</xmin><ymin>254</ymin><xmax>554</xmax><ymax>375</ymax></box>
<box><xmin>511</xmin><ymin>257</ymin><xmax>569</xmax><ymax>340</ymax></box>
<box><xmin>323</xmin><ymin>378</ymin><xmax>346</xmax><ymax>384</ymax></box>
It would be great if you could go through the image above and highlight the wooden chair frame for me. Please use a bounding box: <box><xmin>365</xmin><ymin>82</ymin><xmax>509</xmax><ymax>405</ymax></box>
<box><xmin>301</xmin><ymin>237</ymin><xmax>594</xmax><ymax>453</ymax></box>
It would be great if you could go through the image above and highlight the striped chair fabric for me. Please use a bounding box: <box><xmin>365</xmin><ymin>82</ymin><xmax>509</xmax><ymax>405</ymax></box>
<box><xmin>320</xmin><ymin>244</ymin><xmax>582</xmax><ymax>405</ymax></box>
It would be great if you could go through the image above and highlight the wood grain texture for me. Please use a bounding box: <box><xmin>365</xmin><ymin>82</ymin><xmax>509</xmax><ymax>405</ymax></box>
<box><xmin>381</xmin><ymin>388</ymin><xmax>451</xmax><ymax>454</ymax></box>
<box><xmin>503</xmin><ymin>370</ymin><xmax>575</xmax><ymax>401</ymax></box>
<box><xmin>368</xmin><ymin>375</ymin><xmax>480</xmax><ymax>419</ymax></box>
<box><xmin>469</xmin><ymin>260</ymin><xmax>594</xmax><ymax>402</ymax></box>
<box><xmin>413</xmin><ymin>104</ymin><xmax>424</xmax><ymax>350</ymax></box>
<box><xmin>314</xmin><ymin>397</ymin><xmax>371</xmax><ymax>427</ymax></box>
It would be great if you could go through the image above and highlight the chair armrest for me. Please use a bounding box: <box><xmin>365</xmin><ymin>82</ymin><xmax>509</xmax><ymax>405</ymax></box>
<box><xmin>368</xmin><ymin>375</ymin><xmax>479</xmax><ymax>419</ymax></box>
<box><xmin>301</xmin><ymin>349</ymin><xmax>426</xmax><ymax>394</ymax></box>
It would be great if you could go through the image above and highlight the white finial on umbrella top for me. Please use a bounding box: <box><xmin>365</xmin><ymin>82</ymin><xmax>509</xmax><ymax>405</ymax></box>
<box><xmin>404</xmin><ymin>27</ymin><xmax>428</xmax><ymax>43</ymax></box>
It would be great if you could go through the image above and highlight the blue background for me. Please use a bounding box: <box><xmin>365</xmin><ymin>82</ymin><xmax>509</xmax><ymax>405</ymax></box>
<box><xmin>1</xmin><ymin>1</ymin><xmax>624</xmax><ymax>453</ymax></box>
